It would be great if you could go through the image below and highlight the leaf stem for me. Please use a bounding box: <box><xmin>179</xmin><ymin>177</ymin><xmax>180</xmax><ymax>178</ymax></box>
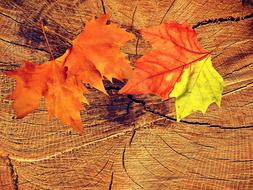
<box><xmin>41</xmin><ymin>21</ymin><xmax>55</xmax><ymax>61</ymax></box>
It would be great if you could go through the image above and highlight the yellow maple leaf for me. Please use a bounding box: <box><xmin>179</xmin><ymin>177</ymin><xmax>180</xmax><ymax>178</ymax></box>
<box><xmin>170</xmin><ymin>56</ymin><xmax>224</xmax><ymax>121</ymax></box>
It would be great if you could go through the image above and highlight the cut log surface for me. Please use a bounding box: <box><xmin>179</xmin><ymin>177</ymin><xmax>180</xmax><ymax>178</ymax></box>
<box><xmin>0</xmin><ymin>0</ymin><xmax>253</xmax><ymax>189</ymax></box>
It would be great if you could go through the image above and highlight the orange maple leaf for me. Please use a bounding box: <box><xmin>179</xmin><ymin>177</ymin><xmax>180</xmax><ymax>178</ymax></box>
<box><xmin>6</xmin><ymin>55</ymin><xmax>88</xmax><ymax>133</ymax></box>
<box><xmin>119</xmin><ymin>22</ymin><xmax>209</xmax><ymax>99</ymax></box>
<box><xmin>66</xmin><ymin>14</ymin><xmax>134</xmax><ymax>93</ymax></box>
<box><xmin>6</xmin><ymin>14</ymin><xmax>133</xmax><ymax>133</ymax></box>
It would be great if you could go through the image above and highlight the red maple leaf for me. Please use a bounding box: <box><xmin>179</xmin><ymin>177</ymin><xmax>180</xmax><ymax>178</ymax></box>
<box><xmin>120</xmin><ymin>22</ymin><xmax>209</xmax><ymax>99</ymax></box>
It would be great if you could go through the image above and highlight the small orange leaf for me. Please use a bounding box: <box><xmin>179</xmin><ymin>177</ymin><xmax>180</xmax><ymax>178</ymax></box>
<box><xmin>66</xmin><ymin>14</ymin><xmax>134</xmax><ymax>90</ymax></box>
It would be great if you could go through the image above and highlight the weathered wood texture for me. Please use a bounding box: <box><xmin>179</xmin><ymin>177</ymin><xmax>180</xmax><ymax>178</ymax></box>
<box><xmin>0</xmin><ymin>0</ymin><xmax>253</xmax><ymax>189</ymax></box>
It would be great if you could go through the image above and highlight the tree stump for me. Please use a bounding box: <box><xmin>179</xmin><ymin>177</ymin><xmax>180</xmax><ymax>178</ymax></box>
<box><xmin>0</xmin><ymin>0</ymin><xmax>253</xmax><ymax>189</ymax></box>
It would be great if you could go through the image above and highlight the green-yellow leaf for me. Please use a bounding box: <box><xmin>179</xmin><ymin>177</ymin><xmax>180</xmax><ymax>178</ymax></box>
<box><xmin>170</xmin><ymin>56</ymin><xmax>224</xmax><ymax>121</ymax></box>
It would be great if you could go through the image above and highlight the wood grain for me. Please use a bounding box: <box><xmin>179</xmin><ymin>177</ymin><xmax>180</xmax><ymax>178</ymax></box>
<box><xmin>0</xmin><ymin>0</ymin><xmax>253</xmax><ymax>189</ymax></box>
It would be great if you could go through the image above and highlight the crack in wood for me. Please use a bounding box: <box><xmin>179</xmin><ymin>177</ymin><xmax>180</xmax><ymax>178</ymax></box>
<box><xmin>199</xmin><ymin>176</ymin><xmax>232</xmax><ymax>182</ymax></box>
<box><xmin>7</xmin><ymin>157</ymin><xmax>19</xmax><ymax>190</ymax></box>
<box><xmin>131</xmin><ymin>4</ymin><xmax>138</xmax><ymax>30</ymax></box>
<box><xmin>101</xmin><ymin>0</ymin><xmax>106</xmax><ymax>14</ymax></box>
<box><xmin>126</xmin><ymin>95</ymin><xmax>253</xmax><ymax>130</ymax></box>
<box><xmin>129</xmin><ymin>128</ymin><xmax>136</xmax><ymax>146</ymax></box>
<box><xmin>122</xmin><ymin>144</ymin><xmax>145</xmax><ymax>189</ymax></box>
<box><xmin>108</xmin><ymin>171</ymin><xmax>114</xmax><ymax>190</ymax></box>
<box><xmin>224</xmin><ymin>80</ymin><xmax>253</xmax><ymax>95</ymax></box>
<box><xmin>209</xmin><ymin>124</ymin><xmax>253</xmax><ymax>130</ymax></box>
<box><xmin>0</xmin><ymin>62</ymin><xmax>19</xmax><ymax>71</ymax></box>
<box><xmin>141</xmin><ymin>145</ymin><xmax>175</xmax><ymax>173</ymax></box>
<box><xmin>126</xmin><ymin>99</ymin><xmax>133</xmax><ymax>115</ymax></box>
<box><xmin>96</xmin><ymin>159</ymin><xmax>110</xmax><ymax>177</ymax></box>
<box><xmin>0</xmin><ymin>37</ymin><xmax>50</xmax><ymax>54</ymax></box>
<box><xmin>193</xmin><ymin>12</ymin><xmax>253</xmax><ymax>29</ymax></box>
<box><xmin>158</xmin><ymin>135</ymin><xmax>191</xmax><ymax>160</ymax></box>
<box><xmin>0</xmin><ymin>12</ymin><xmax>22</xmax><ymax>24</ymax></box>
<box><xmin>223</xmin><ymin>62</ymin><xmax>253</xmax><ymax>78</ymax></box>
<box><xmin>230</xmin><ymin>159</ymin><xmax>253</xmax><ymax>163</ymax></box>
<box><xmin>160</xmin><ymin>0</ymin><xmax>176</xmax><ymax>23</ymax></box>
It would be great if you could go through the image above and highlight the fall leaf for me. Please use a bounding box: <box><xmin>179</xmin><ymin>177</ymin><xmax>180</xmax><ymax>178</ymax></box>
<box><xmin>170</xmin><ymin>56</ymin><xmax>224</xmax><ymax>121</ymax></box>
<box><xmin>120</xmin><ymin>21</ymin><xmax>223</xmax><ymax>120</ymax></box>
<box><xmin>44</xmin><ymin>55</ymin><xmax>88</xmax><ymax>133</ymax></box>
<box><xmin>66</xmin><ymin>14</ymin><xmax>134</xmax><ymax>92</ymax></box>
<box><xmin>119</xmin><ymin>22</ymin><xmax>209</xmax><ymax>99</ymax></box>
<box><xmin>6</xmin><ymin>14</ymin><xmax>133</xmax><ymax>133</ymax></box>
<box><xmin>6</xmin><ymin>55</ymin><xmax>88</xmax><ymax>133</ymax></box>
